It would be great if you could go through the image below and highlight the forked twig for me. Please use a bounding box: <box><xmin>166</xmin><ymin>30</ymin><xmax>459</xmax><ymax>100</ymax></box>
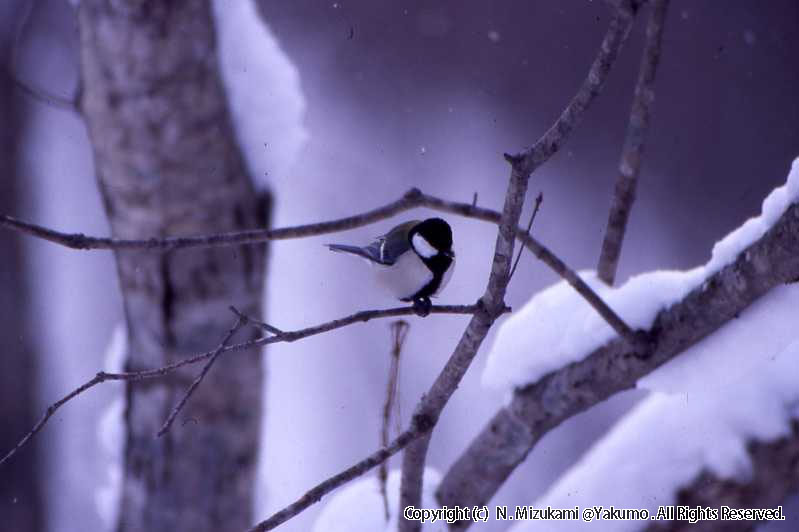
<box><xmin>508</xmin><ymin>192</ymin><xmax>543</xmax><ymax>282</ymax></box>
<box><xmin>157</xmin><ymin>315</ymin><xmax>246</xmax><ymax>437</ymax></box>
<box><xmin>378</xmin><ymin>320</ymin><xmax>410</xmax><ymax>520</ymax></box>
<box><xmin>0</xmin><ymin>303</ymin><xmax>495</xmax><ymax>468</ymax></box>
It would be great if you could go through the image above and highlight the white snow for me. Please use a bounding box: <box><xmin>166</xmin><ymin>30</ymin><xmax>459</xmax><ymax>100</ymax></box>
<box><xmin>211</xmin><ymin>0</ymin><xmax>308</xmax><ymax>190</ymax></box>
<box><xmin>507</xmin><ymin>285</ymin><xmax>799</xmax><ymax>531</ymax></box>
<box><xmin>481</xmin><ymin>268</ymin><xmax>703</xmax><ymax>392</ymax></box>
<box><xmin>312</xmin><ymin>469</ymin><xmax>446</xmax><ymax>532</ymax></box>
<box><xmin>483</xmin><ymin>157</ymin><xmax>799</xmax><ymax>393</ymax></box>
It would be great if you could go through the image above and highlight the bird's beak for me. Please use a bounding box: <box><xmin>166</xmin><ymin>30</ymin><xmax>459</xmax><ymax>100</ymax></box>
<box><xmin>444</xmin><ymin>250</ymin><xmax>455</xmax><ymax>259</ymax></box>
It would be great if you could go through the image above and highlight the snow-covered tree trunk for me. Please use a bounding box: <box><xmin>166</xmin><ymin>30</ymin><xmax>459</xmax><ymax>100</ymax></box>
<box><xmin>76</xmin><ymin>1</ymin><xmax>267</xmax><ymax>530</ymax></box>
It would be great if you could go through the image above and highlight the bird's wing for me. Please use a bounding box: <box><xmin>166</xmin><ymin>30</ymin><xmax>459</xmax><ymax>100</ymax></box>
<box><xmin>375</xmin><ymin>220</ymin><xmax>419</xmax><ymax>264</ymax></box>
<box><xmin>328</xmin><ymin>220</ymin><xmax>419</xmax><ymax>266</ymax></box>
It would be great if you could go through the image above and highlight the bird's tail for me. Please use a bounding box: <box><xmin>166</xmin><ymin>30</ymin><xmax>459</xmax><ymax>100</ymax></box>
<box><xmin>327</xmin><ymin>243</ymin><xmax>373</xmax><ymax>261</ymax></box>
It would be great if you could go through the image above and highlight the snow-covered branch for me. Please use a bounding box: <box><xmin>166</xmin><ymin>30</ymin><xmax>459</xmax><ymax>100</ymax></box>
<box><xmin>438</xmin><ymin>160</ymin><xmax>799</xmax><ymax>523</ymax></box>
<box><xmin>508</xmin><ymin>315</ymin><xmax>799</xmax><ymax>531</ymax></box>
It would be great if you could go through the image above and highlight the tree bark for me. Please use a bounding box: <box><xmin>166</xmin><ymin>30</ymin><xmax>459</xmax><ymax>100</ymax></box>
<box><xmin>76</xmin><ymin>2</ymin><xmax>267</xmax><ymax>531</ymax></box>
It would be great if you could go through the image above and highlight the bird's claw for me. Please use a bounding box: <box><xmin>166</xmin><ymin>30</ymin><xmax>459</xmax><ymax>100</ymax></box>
<box><xmin>412</xmin><ymin>297</ymin><xmax>432</xmax><ymax>317</ymax></box>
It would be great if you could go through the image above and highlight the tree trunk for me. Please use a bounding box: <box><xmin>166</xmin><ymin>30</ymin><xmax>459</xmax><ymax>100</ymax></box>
<box><xmin>0</xmin><ymin>3</ymin><xmax>44</xmax><ymax>528</ymax></box>
<box><xmin>76</xmin><ymin>2</ymin><xmax>267</xmax><ymax>531</ymax></box>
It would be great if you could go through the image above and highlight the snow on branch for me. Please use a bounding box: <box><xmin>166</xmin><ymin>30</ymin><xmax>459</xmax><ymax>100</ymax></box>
<box><xmin>437</xmin><ymin>157</ymin><xmax>799</xmax><ymax>521</ymax></box>
<box><xmin>507</xmin><ymin>291</ymin><xmax>799</xmax><ymax>531</ymax></box>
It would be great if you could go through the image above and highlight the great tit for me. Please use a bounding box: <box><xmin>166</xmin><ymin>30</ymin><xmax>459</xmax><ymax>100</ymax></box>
<box><xmin>328</xmin><ymin>218</ymin><xmax>455</xmax><ymax>313</ymax></box>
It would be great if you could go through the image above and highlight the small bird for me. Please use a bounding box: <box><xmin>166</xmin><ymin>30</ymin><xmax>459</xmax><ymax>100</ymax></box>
<box><xmin>328</xmin><ymin>218</ymin><xmax>455</xmax><ymax>314</ymax></box>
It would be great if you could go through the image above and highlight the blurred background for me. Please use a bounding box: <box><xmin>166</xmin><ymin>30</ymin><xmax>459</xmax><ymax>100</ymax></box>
<box><xmin>1</xmin><ymin>0</ymin><xmax>797</xmax><ymax>531</ymax></box>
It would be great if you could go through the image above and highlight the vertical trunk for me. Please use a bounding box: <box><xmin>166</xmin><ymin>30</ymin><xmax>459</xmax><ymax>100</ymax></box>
<box><xmin>76</xmin><ymin>2</ymin><xmax>267</xmax><ymax>531</ymax></box>
<box><xmin>0</xmin><ymin>15</ymin><xmax>44</xmax><ymax>531</ymax></box>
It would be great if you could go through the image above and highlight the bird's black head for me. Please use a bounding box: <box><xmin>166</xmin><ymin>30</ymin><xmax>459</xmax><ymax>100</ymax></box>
<box><xmin>409</xmin><ymin>218</ymin><xmax>454</xmax><ymax>259</ymax></box>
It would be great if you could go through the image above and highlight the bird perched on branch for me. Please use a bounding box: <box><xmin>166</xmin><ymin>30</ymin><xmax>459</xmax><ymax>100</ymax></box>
<box><xmin>328</xmin><ymin>218</ymin><xmax>455</xmax><ymax>315</ymax></box>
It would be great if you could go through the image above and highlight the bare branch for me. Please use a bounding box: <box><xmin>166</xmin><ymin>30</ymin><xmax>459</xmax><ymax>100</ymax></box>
<box><xmin>379</xmin><ymin>320</ymin><xmax>409</xmax><ymax>520</ymax></box>
<box><xmin>508</xmin><ymin>192</ymin><xmax>543</xmax><ymax>282</ymax></box>
<box><xmin>598</xmin><ymin>0</ymin><xmax>670</xmax><ymax>285</ymax></box>
<box><xmin>512</xmin><ymin>0</ymin><xmax>640</xmax><ymax>174</ymax></box>
<box><xmin>230</xmin><ymin>305</ymin><xmax>284</xmax><ymax>335</ymax></box>
<box><xmin>157</xmin><ymin>316</ymin><xmax>246</xmax><ymax>437</ymax></box>
<box><xmin>248</xmin><ymin>427</ymin><xmax>423</xmax><ymax>532</ymax></box>
<box><xmin>437</xmin><ymin>199</ymin><xmax>799</xmax><ymax>522</ymax></box>
<box><xmin>0</xmin><ymin>192</ymin><xmax>422</xmax><ymax>250</ymax></box>
<box><xmin>0</xmin><ymin>364</ymin><xmax>177</xmax><ymax>468</ymax></box>
<box><xmin>0</xmin><ymin>303</ymin><xmax>493</xmax><ymax>468</ymax></box>
<box><xmin>0</xmin><ymin>192</ymin><xmax>637</xmax><ymax>343</ymax></box>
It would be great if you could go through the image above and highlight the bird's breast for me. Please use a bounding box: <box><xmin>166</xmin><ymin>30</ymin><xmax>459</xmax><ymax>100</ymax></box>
<box><xmin>373</xmin><ymin>251</ymin><xmax>434</xmax><ymax>300</ymax></box>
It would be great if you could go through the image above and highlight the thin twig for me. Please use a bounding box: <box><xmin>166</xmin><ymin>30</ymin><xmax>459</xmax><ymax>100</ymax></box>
<box><xmin>248</xmin><ymin>427</ymin><xmax>423</xmax><ymax>532</ymax></box>
<box><xmin>597</xmin><ymin>0</ymin><xmax>670</xmax><ymax>285</ymax></box>
<box><xmin>0</xmin><ymin>304</ymin><xmax>493</xmax><ymax>468</ymax></box>
<box><xmin>230</xmin><ymin>305</ymin><xmax>283</xmax><ymax>335</ymax></box>
<box><xmin>0</xmin><ymin>192</ymin><xmax>422</xmax><ymax>251</ymax></box>
<box><xmin>157</xmin><ymin>316</ymin><xmax>246</xmax><ymax>437</ymax></box>
<box><xmin>0</xmin><ymin>365</ymin><xmax>174</xmax><ymax>467</ymax></box>
<box><xmin>508</xmin><ymin>192</ymin><xmax>543</xmax><ymax>282</ymax></box>
<box><xmin>379</xmin><ymin>320</ymin><xmax>409</xmax><ymax>521</ymax></box>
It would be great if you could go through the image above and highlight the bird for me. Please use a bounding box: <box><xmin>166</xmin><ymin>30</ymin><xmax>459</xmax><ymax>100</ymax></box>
<box><xmin>327</xmin><ymin>218</ymin><xmax>455</xmax><ymax>315</ymax></box>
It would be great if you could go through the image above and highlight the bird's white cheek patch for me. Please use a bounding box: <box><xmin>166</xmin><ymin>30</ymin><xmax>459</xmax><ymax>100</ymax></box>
<box><xmin>412</xmin><ymin>233</ymin><xmax>438</xmax><ymax>259</ymax></box>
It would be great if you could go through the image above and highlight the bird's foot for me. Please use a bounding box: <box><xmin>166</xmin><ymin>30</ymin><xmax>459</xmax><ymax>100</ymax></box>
<box><xmin>412</xmin><ymin>297</ymin><xmax>432</xmax><ymax>317</ymax></box>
